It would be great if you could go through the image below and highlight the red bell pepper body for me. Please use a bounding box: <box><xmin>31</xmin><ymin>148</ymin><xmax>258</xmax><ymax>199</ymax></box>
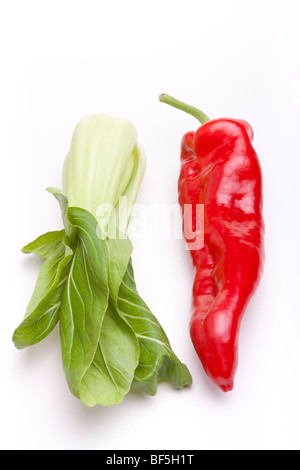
<box><xmin>160</xmin><ymin>95</ymin><xmax>264</xmax><ymax>392</ymax></box>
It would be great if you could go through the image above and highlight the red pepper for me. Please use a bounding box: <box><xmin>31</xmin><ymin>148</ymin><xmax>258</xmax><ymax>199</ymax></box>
<box><xmin>160</xmin><ymin>94</ymin><xmax>264</xmax><ymax>392</ymax></box>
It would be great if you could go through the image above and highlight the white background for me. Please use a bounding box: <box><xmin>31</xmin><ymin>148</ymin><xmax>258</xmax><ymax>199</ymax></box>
<box><xmin>1</xmin><ymin>0</ymin><xmax>300</xmax><ymax>451</ymax></box>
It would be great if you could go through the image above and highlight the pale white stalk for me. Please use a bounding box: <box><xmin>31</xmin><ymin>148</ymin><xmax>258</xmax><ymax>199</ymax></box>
<box><xmin>62</xmin><ymin>114</ymin><xmax>146</xmax><ymax>236</ymax></box>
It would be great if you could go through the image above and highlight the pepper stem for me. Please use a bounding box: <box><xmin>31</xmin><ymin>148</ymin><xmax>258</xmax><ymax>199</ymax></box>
<box><xmin>159</xmin><ymin>93</ymin><xmax>210</xmax><ymax>124</ymax></box>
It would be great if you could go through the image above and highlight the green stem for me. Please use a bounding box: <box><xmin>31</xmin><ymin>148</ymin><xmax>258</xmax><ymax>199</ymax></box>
<box><xmin>159</xmin><ymin>93</ymin><xmax>210</xmax><ymax>124</ymax></box>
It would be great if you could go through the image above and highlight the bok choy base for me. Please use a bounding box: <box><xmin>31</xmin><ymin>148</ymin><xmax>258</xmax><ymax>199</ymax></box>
<box><xmin>13</xmin><ymin>114</ymin><xmax>192</xmax><ymax>407</ymax></box>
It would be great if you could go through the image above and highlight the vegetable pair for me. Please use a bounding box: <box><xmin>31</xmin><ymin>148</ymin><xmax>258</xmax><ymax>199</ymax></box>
<box><xmin>14</xmin><ymin>94</ymin><xmax>264</xmax><ymax>402</ymax></box>
<box><xmin>13</xmin><ymin>114</ymin><xmax>192</xmax><ymax>407</ymax></box>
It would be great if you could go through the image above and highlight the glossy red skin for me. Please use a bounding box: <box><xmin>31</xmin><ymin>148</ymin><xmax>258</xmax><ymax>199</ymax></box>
<box><xmin>178</xmin><ymin>119</ymin><xmax>264</xmax><ymax>392</ymax></box>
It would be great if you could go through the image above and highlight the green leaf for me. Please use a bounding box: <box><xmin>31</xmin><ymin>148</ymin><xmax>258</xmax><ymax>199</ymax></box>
<box><xmin>47</xmin><ymin>187</ymin><xmax>76</xmax><ymax>245</ymax></box>
<box><xmin>80</xmin><ymin>298</ymin><xmax>139</xmax><ymax>407</ymax></box>
<box><xmin>47</xmin><ymin>187</ymin><xmax>68</xmax><ymax>229</ymax></box>
<box><xmin>21</xmin><ymin>230</ymin><xmax>65</xmax><ymax>258</ymax></box>
<box><xmin>104</xmin><ymin>235</ymin><xmax>133</xmax><ymax>299</ymax></box>
<box><xmin>13</xmin><ymin>238</ymin><xmax>72</xmax><ymax>349</ymax></box>
<box><xmin>117</xmin><ymin>260</ymin><xmax>192</xmax><ymax>395</ymax></box>
<box><xmin>67</xmin><ymin>207</ymin><xmax>108</xmax><ymax>289</ymax></box>
<box><xmin>60</xmin><ymin>207</ymin><xmax>140</xmax><ymax>406</ymax></box>
<box><xmin>59</xmin><ymin>208</ymin><xmax>109</xmax><ymax>398</ymax></box>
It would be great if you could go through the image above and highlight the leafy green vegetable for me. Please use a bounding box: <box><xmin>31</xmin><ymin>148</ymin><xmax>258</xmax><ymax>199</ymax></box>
<box><xmin>13</xmin><ymin>114</ymin><xmax>192</xmax><ymax>406</ymax></box>
<box><xmin>81</xmin><ymin>299</ymin><xmax>139</xmax><ymax>407</ymax></box>
<box><xmin>59</xmin><ymin>211</ymin><xmax>109</xmax><ymax>401</ymax></box>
